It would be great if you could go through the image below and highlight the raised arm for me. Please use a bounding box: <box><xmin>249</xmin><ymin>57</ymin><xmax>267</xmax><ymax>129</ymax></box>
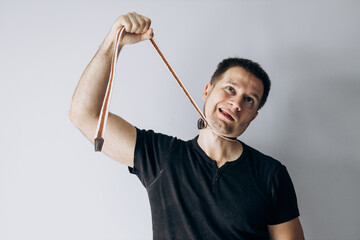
<box><xmin>68</xmin><ymin>12</ymin><xmax>153</xmax><ymax>167</ymax></box>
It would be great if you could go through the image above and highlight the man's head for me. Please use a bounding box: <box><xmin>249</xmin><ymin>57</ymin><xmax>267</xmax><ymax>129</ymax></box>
<box><xmin>201</xmin><ymin>58</ymin><xmax>271</xmax><ymax>138</ymax></box>
<box><xmin>210</xmin><ymin>58</ymin><xmax>271</xmax><ymax>110</ymax></box>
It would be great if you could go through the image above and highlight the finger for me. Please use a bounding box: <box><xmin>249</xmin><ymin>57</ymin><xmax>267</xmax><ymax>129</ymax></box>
<box><xmin>120</xmin><ymin>15</ymin><xmax>132</xmax><ymax>33</ymax></box>
<box><xmin>127</xmin><ymin>12</ymin><xmax>140</xmax><ymax>33</ymax></box>
<box><xmin>140</xmin><ymin>28</ymin><xmax>154</xmax><ymax>41</ymax></box>
<box><xmin>133</xmin><ymin>14</ymin><xmax>147</xmax><ymax>34</ymax></box>
<box><xmin>141</xmin><ymin>16</ymin><xmax>152</xmax><ymax>34</ymax></box>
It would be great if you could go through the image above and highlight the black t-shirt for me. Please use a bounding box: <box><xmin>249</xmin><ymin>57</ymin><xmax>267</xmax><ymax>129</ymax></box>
<box><xmin>129</xmin><ymin>128</ymin><xmax>300</xmax><ymax>240</ymax></box>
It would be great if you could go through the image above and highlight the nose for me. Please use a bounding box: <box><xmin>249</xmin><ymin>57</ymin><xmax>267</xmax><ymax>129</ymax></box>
<box><xmin>228</xmin><ymin>97</ymin><xmax>241</xmax><ymax>112</ymax></box>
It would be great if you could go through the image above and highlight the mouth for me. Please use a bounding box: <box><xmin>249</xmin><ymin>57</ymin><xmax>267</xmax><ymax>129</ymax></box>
<box><xmin>219</xmin><ymin>108</ymin><xmax>235</xmax><ymax>121</ymax></box>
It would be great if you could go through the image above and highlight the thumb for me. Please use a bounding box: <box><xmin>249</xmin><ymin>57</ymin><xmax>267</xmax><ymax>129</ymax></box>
<box><xmin>140</xmin><ymin>28</ymin><xmax>154</xmax><ymax>41</ymax></box>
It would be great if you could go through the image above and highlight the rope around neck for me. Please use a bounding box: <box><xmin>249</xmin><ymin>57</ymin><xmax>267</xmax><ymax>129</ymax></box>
<box><xmin>95</xmin><ymin>27</ymin><xmax>236</xmax><ymax>151</ymax></box>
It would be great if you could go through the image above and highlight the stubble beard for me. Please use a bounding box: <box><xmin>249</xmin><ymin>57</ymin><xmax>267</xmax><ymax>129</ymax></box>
<box><xmin>205</xmin><ymin>104</ymin><xmax>250</xmax><ymax>138</ymax></box>
<box><xmin>208</xmin><ymin>114</ymin><xmax>234</xmax><ymax>135</ymax></box>
<box><xmin>204</xmin><ymin>101</ymin><xmax>235</xmax><ymax>136</ymax></box>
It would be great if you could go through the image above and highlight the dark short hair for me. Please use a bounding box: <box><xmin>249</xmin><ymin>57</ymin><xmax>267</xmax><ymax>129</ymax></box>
<box><xmin>210</xmin><ymin>57</ymin><xmax>271</xmax><ymax>110</ymax></box>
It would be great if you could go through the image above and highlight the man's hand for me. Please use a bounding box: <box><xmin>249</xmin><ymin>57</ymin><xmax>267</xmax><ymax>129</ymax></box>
<box><xmin>109</xmin><ymin>12</ymin><xmax>153</xmax><ymax>47</ymax></box>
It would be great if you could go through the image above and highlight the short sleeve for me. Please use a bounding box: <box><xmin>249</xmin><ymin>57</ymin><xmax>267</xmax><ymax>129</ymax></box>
<box><xmin>268</xmin><ymin>165</ymin><xmax>300</xmax><ymax>225</ymax></box>
<box><xmin>128</xmin><ymin>128</ymin><xmax>176</xmax><ymax>188</ymax></box>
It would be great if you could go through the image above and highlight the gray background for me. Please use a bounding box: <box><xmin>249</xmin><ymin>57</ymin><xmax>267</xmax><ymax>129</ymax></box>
<box><xmin>1</xmin><ymin>0</ymin><xmax>359</xmax><ymax>239</ymax></box>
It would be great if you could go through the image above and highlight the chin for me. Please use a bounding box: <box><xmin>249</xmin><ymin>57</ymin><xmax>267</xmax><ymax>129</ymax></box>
<box><xmin>223</xmin><ymin>127</ymin><xmax>246</xmax><ymax>139</ymax></box>
<box><xmin>208</xmin><ymin>117</ymin><xmax>246</xmax><ymax>138</ymax></box>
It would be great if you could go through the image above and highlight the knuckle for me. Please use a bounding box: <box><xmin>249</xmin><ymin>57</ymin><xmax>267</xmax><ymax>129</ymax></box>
<box><xmin>132</xmin><ymin>23</ymin><xmax>139</xmax><ymax>29</ymax></box>
<box><xmin>139</xmin><ymin>21</ymin><xmax>146</xmax><ymax>29</ymax></box>
<box><xmin>116</xmin><ymin>15</ymin><xmax>125</xmax><ymax>24</ymax></box>
<box><xmin>125</xmin><ymin>23</ymin><xmax>132</xmax><ymax>31</ymax></box>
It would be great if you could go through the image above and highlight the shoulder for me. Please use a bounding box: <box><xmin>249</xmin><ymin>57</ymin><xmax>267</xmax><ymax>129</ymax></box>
<box><xmin>135</xmin><ymin>127</ymin><xmax>189</xmax><ymax>152</ymax></box>
<box><xmin>242</xmin><ymin>142</ymin><xmax>283</xmax><ymax>171</ymax></box>
<box><xmin>131</xmin><ymin>128</ymin><xmax>189</xmax><ymax>186</ymax></box>
<box><xmin>136</xmin><ymin>127</ymin><xmax>175</xmax><ymax>139</ymax></box>
<box><xmin>241</xmin><ymin>142</ymin><xmax>288</xmax><ymax>194</ymax></box>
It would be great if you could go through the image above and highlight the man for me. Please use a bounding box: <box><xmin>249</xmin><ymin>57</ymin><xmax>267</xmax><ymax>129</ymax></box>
<box><xmin>69</xmin><ymin>12</ymin><xmax>304</xmax><ymax>240</ymax></box>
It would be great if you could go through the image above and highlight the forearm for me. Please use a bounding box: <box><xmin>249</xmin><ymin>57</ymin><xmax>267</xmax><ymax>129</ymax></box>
<box><xmin>69</xmin><ymin>31</ymin><xmax>121</xmax><ymax>122</ymax></box>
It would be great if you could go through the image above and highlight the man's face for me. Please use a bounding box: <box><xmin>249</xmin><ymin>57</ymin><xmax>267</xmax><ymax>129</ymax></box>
<box><xmin>203</xmin><ymin>66</ymin><xmax>264</xmax><ymax>138</ymax></box>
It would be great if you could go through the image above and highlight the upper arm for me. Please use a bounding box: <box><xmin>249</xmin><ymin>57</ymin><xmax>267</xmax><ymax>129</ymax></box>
<box><xmin>70</xmin><ymin>111</ymin><xmax>136</xmax><ymax>167</ymax></box>
<box><xmin>100</xmin><ymin>112</ymin><xmax>136</xmax><ymax>167</ymax></box>
<box><xmin>268</xmin><ymin>217</ymin><xmax>304</xmax><ymax>240</ymax></box>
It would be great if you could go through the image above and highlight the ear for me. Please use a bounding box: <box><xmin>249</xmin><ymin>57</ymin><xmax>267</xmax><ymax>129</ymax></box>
<box><xmin>251</xmin><ymin>111</ymin><xmax>259</xmax><ymax>121</ymax></box>
<box><xmin>202</xmin><ymin>82</ymin><xmax>213</xmax><ymax>100</ymax></box>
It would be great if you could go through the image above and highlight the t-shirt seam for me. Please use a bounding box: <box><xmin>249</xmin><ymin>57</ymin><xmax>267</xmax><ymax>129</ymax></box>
<box><xmin>144</xmin><ymin>138</ymin><xmax>175</xmax><ymax>189</ymax></box>
<box><xmin>269</xmin><ymin>164</ymin><xmax>283</xmax><ymax>204</ymax></box>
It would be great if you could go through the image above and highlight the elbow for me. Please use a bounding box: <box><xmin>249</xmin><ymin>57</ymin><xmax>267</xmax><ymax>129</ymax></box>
<box><xmin>68</xmin><ymin>108</ymin><xmax>85</xmax><ymax>127</ymax></box>
<box><xmin>68</xmin><ymin>109</ymin><xmax>79</xmax><ymax>126</ymax></box>
<box><xmin>68</xmin><ymin>107</ymin><xmax>98</xmax><ymax>129</ymax></box>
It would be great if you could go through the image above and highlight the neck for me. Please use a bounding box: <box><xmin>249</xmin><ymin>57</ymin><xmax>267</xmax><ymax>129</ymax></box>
<box><xmin>197</xmin><ymin>128</ymin><xmax>243</xmax><ymax>168</ymax></box>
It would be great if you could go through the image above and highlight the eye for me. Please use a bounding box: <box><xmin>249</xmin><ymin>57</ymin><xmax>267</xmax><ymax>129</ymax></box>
<box><xmin>225</xmin><ymin>86</ymin><xmax>235</xmax><ymax>94</ymax></box>
<box><xmin>244</xmin><ymin>97</ymin><xmax>254</xmax><ymax>104</ymax></box>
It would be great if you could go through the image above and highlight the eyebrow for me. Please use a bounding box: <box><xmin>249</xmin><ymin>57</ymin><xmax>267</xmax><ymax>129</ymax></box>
<box><xmin>227</xmin><ymin>81</ymin><xmax>260</xmax><ymax>102</ymax></box>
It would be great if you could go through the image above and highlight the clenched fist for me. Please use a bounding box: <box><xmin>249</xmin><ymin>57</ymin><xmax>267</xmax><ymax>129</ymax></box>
<box><xmin>110</xmin><ymin>12</ymin><xmax>153</xmax><ymax>46</ymax></box>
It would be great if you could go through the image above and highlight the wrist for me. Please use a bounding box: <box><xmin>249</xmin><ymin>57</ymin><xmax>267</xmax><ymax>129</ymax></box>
<box><xmin>102</xmin><ymin>33</ymin><xmax>115</xmax><ymax>52</ymax></box>
<box><xmin>100</xmin><ymin>32</ymin><xmax>123</xmax><ymax>58</ymax></box>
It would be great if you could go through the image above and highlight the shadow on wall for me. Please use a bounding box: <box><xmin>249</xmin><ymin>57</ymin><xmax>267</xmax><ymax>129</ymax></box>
<box><xmin>274</xmin><ymin>47</ymin><xmax>360</xmax><ymax>240</ymax></box>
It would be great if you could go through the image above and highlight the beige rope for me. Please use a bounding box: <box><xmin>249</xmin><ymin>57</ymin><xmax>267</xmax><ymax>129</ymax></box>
<box><xmin>94</xmin><ymin>27</ymin><xmax>125</xmax><ymax>151</ymax></box>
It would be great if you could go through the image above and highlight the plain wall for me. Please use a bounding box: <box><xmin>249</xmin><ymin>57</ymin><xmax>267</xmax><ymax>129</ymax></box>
<box><xmin>1</xmin><ymin>0</ymin><xmax>359</xmax><ymax>239</ymax></box>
